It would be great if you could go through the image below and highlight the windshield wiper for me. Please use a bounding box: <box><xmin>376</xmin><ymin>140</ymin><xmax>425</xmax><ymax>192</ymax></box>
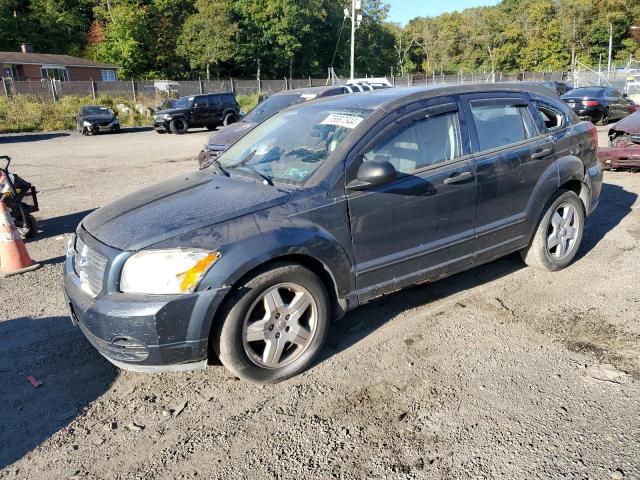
<box><xmin>230</xmin><ymin>149</ymin><xmax>274</xmax><ymax>186</ymax></box>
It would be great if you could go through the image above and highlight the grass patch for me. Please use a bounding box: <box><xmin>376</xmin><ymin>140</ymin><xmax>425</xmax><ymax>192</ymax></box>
<box><xmin>0</xmin><ymin>93</ymin><xmax>260</xmax><ymax>133</ymax></box>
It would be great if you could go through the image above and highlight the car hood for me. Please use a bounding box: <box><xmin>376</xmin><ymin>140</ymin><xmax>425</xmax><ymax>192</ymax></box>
<box><xmin>84</xmin><ymin>114</ymin><xmax>115</xmax><ymax>122</ymax></box>
<box><xmin>155</xmin><ymin>107</ymin><xmax>189</xmax><ymax>116</ymax></box>
<box><xmin>610</xmin><ymin>111</ymin><xmax>640</xmax><ymax>134</ymax></box>
<box><xmin>206</xmin><ymin>121</ymin><xmax>257</xmax><ymax>148</ymax></box>
<box><xmin>82</xmin><ymin>170</ymin><xmax>292</xmax><ymax>251</ymax></box>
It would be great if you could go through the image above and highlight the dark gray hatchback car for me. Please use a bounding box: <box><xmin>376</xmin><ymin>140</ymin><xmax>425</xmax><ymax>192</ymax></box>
<box><xmin>64</xmin><ymin>84</ymin><xmax>602</xmax><ymax>383</ymax></box>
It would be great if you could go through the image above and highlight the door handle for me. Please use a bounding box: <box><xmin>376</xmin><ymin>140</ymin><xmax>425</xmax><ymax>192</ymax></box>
<box><xmin>443</xmin><ymin>171</ymin><xmax>474</xmax><ymax>184</ymax></box>
<box><xmin>531</xmin><ymin>148</ymin><xmax>553</xmax><ymax>159</ymax></box>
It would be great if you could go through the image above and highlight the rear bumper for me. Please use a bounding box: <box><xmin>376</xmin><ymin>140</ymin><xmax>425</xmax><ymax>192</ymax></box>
<box><xmin>63</xmin><ymin>232</ymin><xmax>230</xmax><ymax>372</ymax></box>
<box><xmin>572</xmin><ymin>108</ymin><xmax>604</xmax><ymax>122</ymax></box>
<box><xmin>598</xmin><ymin>146</ymin><xmax>640</xmax><ymax>169</ymax></box>
<box><xmin>585</xmin><ymin>163</ymin><xmax>603</xmax><ymax>215</ymax></box>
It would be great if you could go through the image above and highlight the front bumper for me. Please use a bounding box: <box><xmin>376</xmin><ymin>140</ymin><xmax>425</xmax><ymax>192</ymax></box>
<box><xmin>86</xmin><ymin>123</ymin><xmax>119</xmax><ymax>133</ymax></box>
<box><xmin>63</xmin><ymin>229</ymin><xmax>230</xmax><ymax>372</ymax></box>
<box><xmin>153</xmin><ymin>121</ymin><xmax>169</xmax><ymax>132</ymax></box>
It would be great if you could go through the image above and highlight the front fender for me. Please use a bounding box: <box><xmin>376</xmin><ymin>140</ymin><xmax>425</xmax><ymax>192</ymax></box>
<box><xmin>151</xmin><ymin>206</ymin><xmax>354</xmax><ymax>339</ymax></box>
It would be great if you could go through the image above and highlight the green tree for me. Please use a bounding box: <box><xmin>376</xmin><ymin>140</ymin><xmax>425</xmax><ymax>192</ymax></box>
<box><xmin>176</xmin><ymin>0</ymin><xmax>236</xmax><ymax>80</ymax></box>
<box><xmin>89</xmin><ymin>0</ymin><xmax>155</xmax><ymax>78</ymax></box>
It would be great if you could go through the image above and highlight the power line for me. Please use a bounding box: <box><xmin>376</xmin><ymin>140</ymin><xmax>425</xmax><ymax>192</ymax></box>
<box><xmin>330</xmin><ymin>15</ymin><xmax>347</xmax><ymax>69</ymax></box>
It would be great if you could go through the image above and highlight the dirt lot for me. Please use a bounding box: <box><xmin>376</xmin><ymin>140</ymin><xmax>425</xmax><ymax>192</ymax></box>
<box><xmin>1</xmin><ymin>126</ymin><xmax>639</xmax><ymax>479</ymax></box>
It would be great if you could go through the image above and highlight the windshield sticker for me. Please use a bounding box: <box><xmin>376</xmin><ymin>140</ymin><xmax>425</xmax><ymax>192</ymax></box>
<box><xmin>284</xmin><ymin>167</ymin><xmax>309</xmax><ymax>180</ymax></box>
<box><xmin>321</xmin><ymin>113</ymin><xmax>363</xmax><ymax>129</ymax></box>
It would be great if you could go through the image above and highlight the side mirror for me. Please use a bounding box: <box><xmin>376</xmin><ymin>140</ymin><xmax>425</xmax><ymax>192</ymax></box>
<box><xmin>347</xmin><ymin>159</ymin><xmax>396</xmax><ymax>191</ymax></box>
<box><xmin>622</xmin><ymin>93</ymin><xmax>629</xmax><ymax>99</ymax></box>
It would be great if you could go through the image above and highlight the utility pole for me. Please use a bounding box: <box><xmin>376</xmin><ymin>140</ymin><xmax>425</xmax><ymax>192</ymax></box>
<box><xmin>571</xmin><ymin>16</ymin><xmax>576</xmax><ymax>73</ymax></box>
<box><xmin>607</xmin><ymin>21</ymin><xmax>613</xmax><ymax>77</ymax></box>
<box><xmin>345</xmin><ymin>0</ymin><xmax>362</xmax><ymax>80</ymax></box>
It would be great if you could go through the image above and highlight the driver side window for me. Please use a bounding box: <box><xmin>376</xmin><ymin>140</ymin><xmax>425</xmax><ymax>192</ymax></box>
<box><xmin>364</xmin><ymin>112</ymin><xmax>463</xmax><ymax>175</ymax></box>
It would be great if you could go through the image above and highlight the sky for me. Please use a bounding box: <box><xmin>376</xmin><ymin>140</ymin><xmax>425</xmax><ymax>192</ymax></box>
<box><xmin>386</xmin><ymin>0</ymin><xmax>501</xmax><ymax>25</ymax></box>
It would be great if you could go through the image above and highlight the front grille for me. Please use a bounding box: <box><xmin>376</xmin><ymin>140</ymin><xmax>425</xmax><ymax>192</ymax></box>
<box><xmin>73</xmin><ymin>236</ymin><xmax>107</xmax><ymax>298</ymax></box>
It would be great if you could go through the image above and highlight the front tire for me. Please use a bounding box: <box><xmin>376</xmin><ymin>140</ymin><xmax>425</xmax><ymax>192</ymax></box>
<box><xmin>169</xmin><ymin>118</ymin><xmax>188</xmax><ymax>134</ymax></box>
<box><xmin>520</xmin><ymin>190</ymin><xmax>584</xmax><ymax>271</ymax></box>
<box><xmin>212</xmin><ymin>262</ymin><xmax>330</xmax><ymax>384</ymax></box>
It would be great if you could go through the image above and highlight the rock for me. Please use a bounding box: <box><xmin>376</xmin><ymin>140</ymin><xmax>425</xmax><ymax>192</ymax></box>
<box><xmin>102</xmin><ymin>421</ymin><xmax>117</xmax><ymax>431</ymax></box>
<box><xmin>127</xmin><ymin>422</ymin><xmax>144</xmax><ymax>432</ymax></box>
<box><xmin>611</xmin><ymin>470</ymin><xmax>624</xmax><ymax>480</ymax></box>
<box><xmin>135</xmin><ymin>103</ymin><xmax>151</xmax><ymax>117</ymax></box>
<box><xmin>116</xmin><ymin>103</ymin><xmax>132</xmax><ymax>115</ymax></box>
<box><xmin>172</xmin><ymin>401</ymin><xmax>187</xmax><ymax>417</ymax></box>
<box><xmin>162</xmin><ymin>409</ymin><xmax>171</xmax><ymax>417</ymax></box>
<box><xmin>92</xmin><ymin>437</ymin><xmax>105</xmax><ymax>446</ymax></box>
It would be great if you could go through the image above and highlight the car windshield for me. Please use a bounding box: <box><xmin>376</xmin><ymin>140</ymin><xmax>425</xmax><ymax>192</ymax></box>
<box><xmin>564</xmin><ymin>87</ymin><xmax>605</xmax><ymax>98</ymax></box>
<box><xmin>174</xmin><ymin>96</ymin><xmax>193</xmax><ymax>109</ymax></box>
<box><xmin>161</xmin><ymin>99</ymin><xmax>176</xmax><ymax>109</ymax></box>
<box><xmin>84</xmin><ymin>106</ymin><xmax>113</xmax><ymax>115</ymax></box>
<box><xmin>216</xmin><ymin>105</ymin><xmax>372</xmax><ymax>184</ymax></box>
<box><xmin>242</xmin><ymin>94</ymin><xmax>306</xmax><ymax>124</ymax></box>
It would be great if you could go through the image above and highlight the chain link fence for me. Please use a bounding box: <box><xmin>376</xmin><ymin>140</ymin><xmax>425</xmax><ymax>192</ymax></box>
<box><xmin>2</xmin><ymin>67</ymin><xmax>639</xmax><ymax>104</ymax></box>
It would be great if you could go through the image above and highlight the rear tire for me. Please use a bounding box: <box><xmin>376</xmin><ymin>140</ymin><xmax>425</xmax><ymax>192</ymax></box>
<box><xmin>520</xmin><ymin>190</ymin><xmax>584</xmax><ymax>271</ymax></box>
<box><xmin>169</xmin><ymin>118</ymin><xmax>188</xmax><ymax>134</ymax></box>
<box><xmin>212</xmin><ymin>262</ymin><xmax>330</xmax><ymax>384</ymax></box>
<box><xmin>206</xmin><ymin>124</ymin><xmax>217</xmax><ymax>131</ymax></box>
<box><xmin>596</xmin><ymin>108</ymin><xmax>609</xmax><ymax>126</ymax></box>
<box><xmin>223</xmin><ymin>113</ymin><xmax>237</xmax><ymax>127</ymax></box>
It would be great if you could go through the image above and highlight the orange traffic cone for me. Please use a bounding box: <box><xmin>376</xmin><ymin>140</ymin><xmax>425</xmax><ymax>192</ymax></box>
<box><xmin>0</xmin><ymin>199</ymin><xmax>40</xmax><ymax>277</ymax></box>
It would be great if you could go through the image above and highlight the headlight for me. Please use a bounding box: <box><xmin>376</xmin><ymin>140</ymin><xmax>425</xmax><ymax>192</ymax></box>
<box><xmin>120</xmin><ymin>249</ymin><xmax>220</xmax><ymax>294</ymax></box>
<box><xmin>83</xmin><ymin>120</ymin><xmax>91</xmax><ymax>127</ymax></box>
<box><xmin>163</xmin><ymin>114</ymin><xmax>171</xmax><ymax>120</ymax></box>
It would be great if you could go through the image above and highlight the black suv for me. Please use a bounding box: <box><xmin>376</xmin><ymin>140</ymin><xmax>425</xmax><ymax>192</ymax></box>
<box><xmin>65</xmin><ymin>84</ymin><xmax>602</xmax><ymax>383</ymax></box>
<box><xmin>154</xmin><ymin>92</ymin><xmax>240</xmax><ymax>134</ymax></box>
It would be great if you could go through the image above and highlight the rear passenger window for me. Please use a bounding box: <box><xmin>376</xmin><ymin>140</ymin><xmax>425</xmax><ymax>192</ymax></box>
<box><xmin>365</xmin><ymin>112</ymin><xmax>462</xmax><ymax>174</ymax></box>
<box><xmin>470</xmin><ymin>101</ymin><xmax>537</xmax><ymax>151</ymax></box>
<box><xmin>207</xmin><ymin>95</ymin><xmax>221</xmax><ymax>107</ymax></box>
<box><xmin>537</xmin><ymin>104</ymin><xmax>565</xmax><ymax>130</ymax></box>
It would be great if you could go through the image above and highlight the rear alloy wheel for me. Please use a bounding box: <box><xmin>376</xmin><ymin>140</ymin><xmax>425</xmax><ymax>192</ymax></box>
<box><xmin>520</xmin><ymin>190</ymin><xmax>584</xmax><ymax>271</ymax></box>
<box><xmin>169</xmin><ymin>118</ymin><xmax>188</xmax><ymax>134</ymax></box>
<box><xmin>223</xmin><ymin>113</ymin><xmax>237</xmax><ymax>127</ymax></box>
<box><xmin>213</xmin><ymin>263</ymin><xmax>330</xmax><ymax>383</ymax></box>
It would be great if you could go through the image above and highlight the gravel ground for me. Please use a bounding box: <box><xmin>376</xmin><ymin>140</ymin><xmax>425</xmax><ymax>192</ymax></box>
<box><xmin>0</xmin><ymin>126</ymin><xmax>639</xmax><ymax>479</ymax></box>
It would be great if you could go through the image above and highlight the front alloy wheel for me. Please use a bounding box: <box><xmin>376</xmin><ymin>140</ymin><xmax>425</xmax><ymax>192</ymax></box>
<box><xmin>243</xmin><ymin>283</ymin><xmax>318</xmax><ymax>369</ymax></box>
<box><xmin>213</xmin><ymin>262</ymin><xmax>330</xmax><ymax>383</ymax></box>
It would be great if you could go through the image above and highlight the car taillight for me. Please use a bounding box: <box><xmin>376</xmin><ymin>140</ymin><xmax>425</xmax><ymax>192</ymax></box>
<box><xmin>586</xmin><ymin>122</ymin><xmax>598</xmax><ymax>151</ymax></box>
<box><xmin>583</xmin><ymin>100</ymin><xmax>599</xmax><ymax>107</ymax></box>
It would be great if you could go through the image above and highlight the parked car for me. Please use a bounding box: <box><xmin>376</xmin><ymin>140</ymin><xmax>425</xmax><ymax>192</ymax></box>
<box><xmin>76</xmin><ymin>105</ymin><xmax>119</xmax><ymax>135</ymax></box>
<box><xmin>542</xmin><ymin>81</ymin><xmax>573</xmax><ymax>96</ymax></box>
<box><xmin>599</xmin><ymin>110</ymin><xmax>640</xmax><ymax>170</ymax></box>
<box><xmin>64</xmin><ymin>84</ymin><xmax>602</xmax><ymax>383</ymax></box>
<box><xmin>348</xmin><ymin>77</ymin><xmax>393</xmax><ymax>89</ymax></box>
<box><xmin>198</xmin><ymin>85</ymin><xmax>360</xmax><ymax>168</ymax></box>
<box><xmin>153</xmin><ymin>92</ymin><xmax>240</xmax><ymax>134</ymax></box>
<box><xmin>624</xmin><ymin>95</ymin><xmax>638</xmax><ymax>114</ymax></box>
<box><xmin>560</xmin><ymin>86</ymin><xmax>630</xmax><ymax>125</ymax></box>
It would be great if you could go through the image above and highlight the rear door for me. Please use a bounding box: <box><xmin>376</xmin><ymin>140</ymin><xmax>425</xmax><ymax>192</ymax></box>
<box><xmin>207</xmin><ymin>94</ymin><xmax>223</xmax><ymax>124</ymax></box>
<box><xmin>190</xmin><ymin>95</ymin><xmax>208</xmax><ymax>126</ymax></box>
<box><xmin>461</xmin><ymin>93</ymin><xmax>555</xmax><ymax>260</ymax></box>
<box><xmin>346</xmin><ymin>99</ymin><xmax>477</xmax><ymax>300</ymax></box>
